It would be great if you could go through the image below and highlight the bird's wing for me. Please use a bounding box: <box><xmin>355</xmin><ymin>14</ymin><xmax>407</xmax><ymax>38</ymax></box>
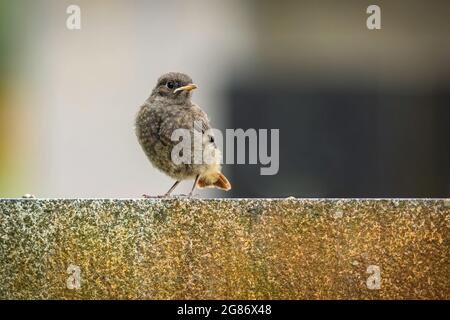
<box><xmin>190</xmin><ymin>104</ymin><xmax>212</xmax><ymax>132</ymax></box>
<box><xmin>157</xmin><ymin>104</ymin><xmax>213</xmax><ymax>146</ymax></box>
<box><xmin>190</xmin><ymin>104</ymin><xmax>217</xmax><ymax>145</ymax></box>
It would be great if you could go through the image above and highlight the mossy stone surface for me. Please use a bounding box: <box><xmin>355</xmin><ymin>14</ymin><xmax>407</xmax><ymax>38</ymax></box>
<box><xmin>0</xmin><ymin>198</ymin><xmax>448</xmax><ymax>299</ymax></box>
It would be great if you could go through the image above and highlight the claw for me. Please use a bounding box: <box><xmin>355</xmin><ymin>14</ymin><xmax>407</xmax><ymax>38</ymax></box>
<box><xmin>172</xmin><ymin>194</ymin><xmax>189</xmax><ymax>198</ymax></box>
<box><xmin>143</xmin><ymin>194</ymin><xmax>169</xmax><ymax>199</ymax></box>
<box><xmin>142</xmin><ymin>193</ymin><xmax>197</xmax><ymax>199</ymax></box>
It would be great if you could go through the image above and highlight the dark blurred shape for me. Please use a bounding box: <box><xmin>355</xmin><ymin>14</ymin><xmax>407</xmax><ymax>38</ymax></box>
<box><xmin>226</xmin><ymin>72</ymin><xmax>449</xmax><ymax>197</ymax></box>
<box><xmin>224</xmin><ymin>0</ymin><xmax>450</xmax><ymax>198</ymax></box>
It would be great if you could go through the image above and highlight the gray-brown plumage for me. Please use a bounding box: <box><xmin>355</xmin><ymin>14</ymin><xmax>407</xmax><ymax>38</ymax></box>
<box><xmin>135</xmin><ymin>72</ymin><xmax>231</xmax><ymax>197</ymax></box>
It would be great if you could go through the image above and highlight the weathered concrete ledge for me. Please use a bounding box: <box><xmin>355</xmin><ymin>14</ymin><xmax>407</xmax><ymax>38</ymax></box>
<box><xmin>0</xmin><ymin>198</ymin><xmax>448</xmax><ymax>299</ymax></box>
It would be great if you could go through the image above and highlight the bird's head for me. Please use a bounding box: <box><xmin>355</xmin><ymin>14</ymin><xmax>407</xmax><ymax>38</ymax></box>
<box><xmin>150</xmin><ymin>72</ymin><xmax>197</xmax><ymax>103</ymax></box>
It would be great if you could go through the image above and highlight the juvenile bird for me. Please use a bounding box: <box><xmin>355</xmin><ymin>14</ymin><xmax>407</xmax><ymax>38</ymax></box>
<box><xmin>135</xmin><ymin>72</ymin><xmax>231</xmax><ymax>197</ymax></box>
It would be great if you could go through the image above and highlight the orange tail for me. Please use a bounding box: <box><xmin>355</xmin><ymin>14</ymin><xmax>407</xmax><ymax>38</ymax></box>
<box><xmin>197</xmin><ymin>172</ymin><xmax>231</xmax><ymax>191</ymax></box>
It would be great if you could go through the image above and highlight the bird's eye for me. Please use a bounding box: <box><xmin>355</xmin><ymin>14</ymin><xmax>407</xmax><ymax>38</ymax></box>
<box><xmin>166</xmin><ymin>81</ymin><xmax>175</xmax><ymax>89</ymax></box>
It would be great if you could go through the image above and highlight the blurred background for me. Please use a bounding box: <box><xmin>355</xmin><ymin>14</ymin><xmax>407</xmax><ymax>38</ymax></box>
<box><xmin>0</xmin><ymin>0</ymin><xmax>448</xmax><ymax>198</ymax></box>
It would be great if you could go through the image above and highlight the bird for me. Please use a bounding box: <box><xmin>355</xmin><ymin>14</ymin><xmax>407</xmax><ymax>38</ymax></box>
<box><xmin>135</xmin><ymin>72</ymin><xmax>231</xmax><ymax>197</ymax></box>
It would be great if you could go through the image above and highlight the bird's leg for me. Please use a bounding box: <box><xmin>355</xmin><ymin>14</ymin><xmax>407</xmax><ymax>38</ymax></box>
<box><xmin>188</xmin><ymin>175</ymin><xmax>200</xmax><ymax>198</ymax></box>
<box><xmin>164</xmin><ymin>180</ymin><xmax>181</xmax><ymax>197</ymax></box>
<box><xmin>143</xmin><ymin>180</ymin><xmax>180</xmax><ymax>198</ymax></box>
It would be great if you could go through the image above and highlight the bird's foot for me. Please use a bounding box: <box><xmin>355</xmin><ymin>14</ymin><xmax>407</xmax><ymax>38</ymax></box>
<box><xmin>142</xmin><ymin>193</ymin><xmax>197</xmax><ymax>199</ymax></box>
<box><xmin>171</xmin><ymin>193</ymin><xmax>197</xmax><ymax>198</ymax></box>
<box><xmin>142</xmin><ymin>194</ymin><xmax>171</xmax><ymax>199</ymax></box>
<box><xmin>172</xmin><ymin>194</ymin><xmax>188</xmax><ymax>198</ymax></box>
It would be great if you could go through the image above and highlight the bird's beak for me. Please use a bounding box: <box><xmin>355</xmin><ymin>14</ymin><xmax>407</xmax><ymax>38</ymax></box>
<box><xmin>173</xmin><ymin>84</ymin><xmax>198</xmax><ymax>93</ymax></box>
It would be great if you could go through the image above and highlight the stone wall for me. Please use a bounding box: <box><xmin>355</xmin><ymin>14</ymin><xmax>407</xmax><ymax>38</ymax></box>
<box><xmin>0</xmin><ymin>198</ymin><xmax>448</xmax><ymax>299</ymax></box>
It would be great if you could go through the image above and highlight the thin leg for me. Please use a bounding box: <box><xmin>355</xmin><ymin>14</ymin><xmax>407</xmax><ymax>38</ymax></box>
<box><xmin>164</xmin><ymin>180</ymin><xmax>181</xmax><ymax>197</ymax></box>
<box><xmin>142</xmin><ymin>180</ymin><xmax>180</xmax><ymax>198</ymax></box>
<box><xmin>188</xmin><ymin>175</ymin><xmax>200</xmax><ymax>197</ymax></box>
